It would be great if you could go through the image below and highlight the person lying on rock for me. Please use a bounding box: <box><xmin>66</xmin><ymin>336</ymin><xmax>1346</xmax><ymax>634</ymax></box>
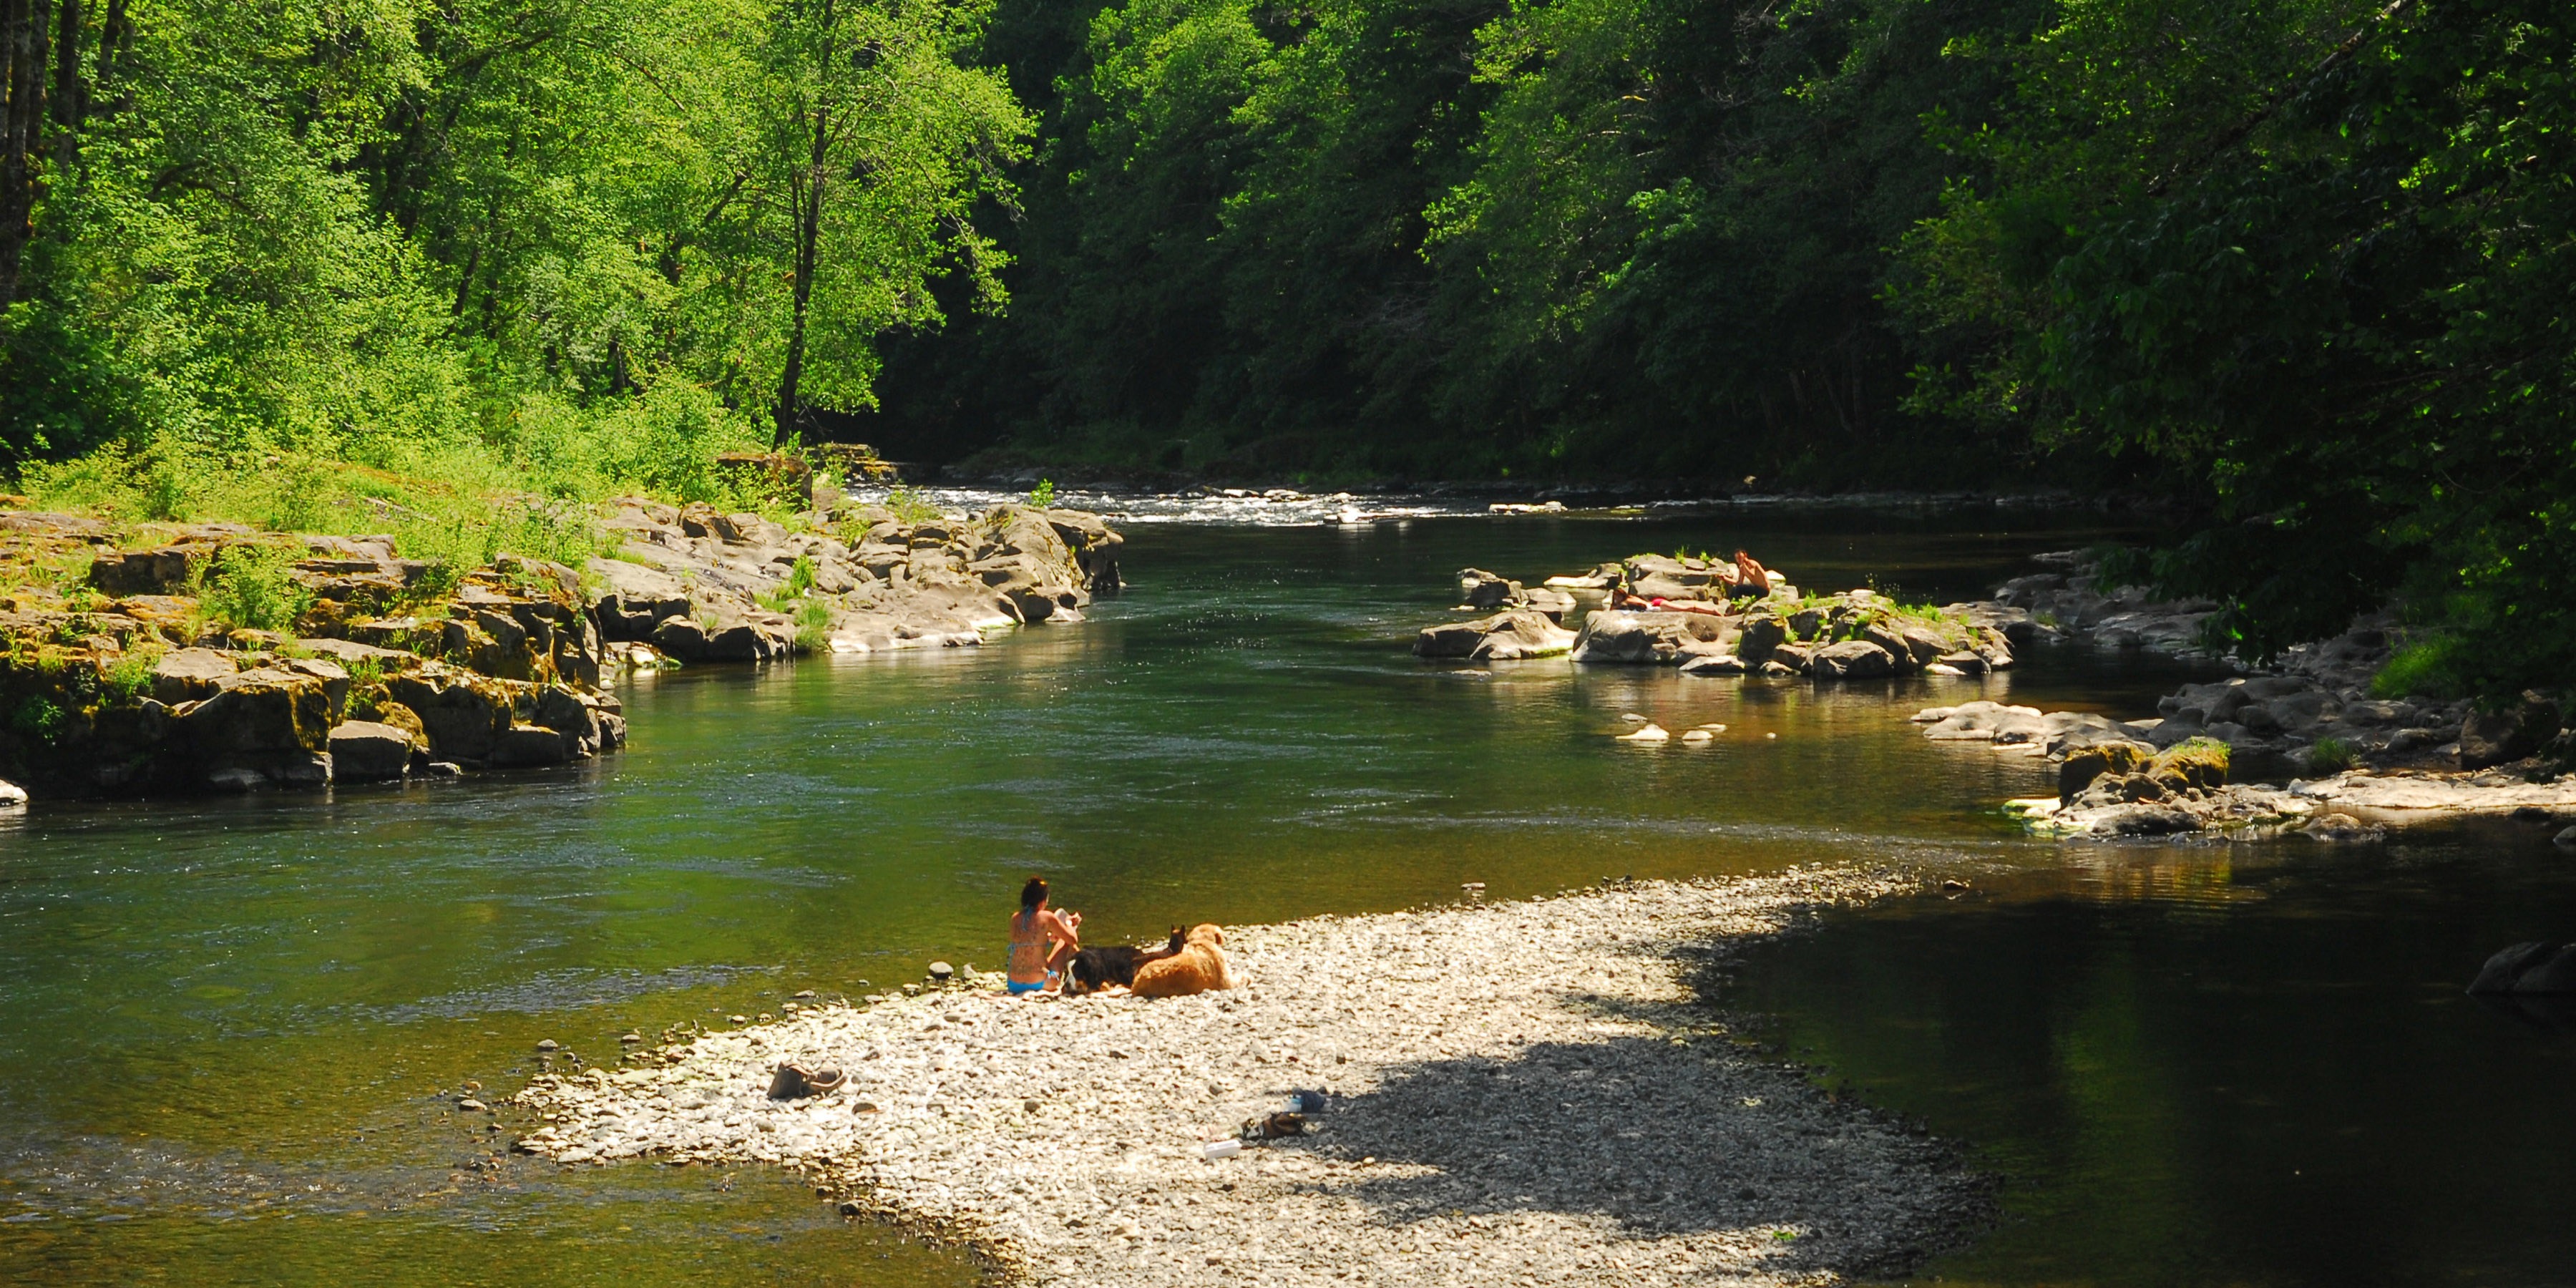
<box><xmin>1008</xmin><ymin>877</ymin><xmax>1083</xmax><ymax>995</ymax></box>
<box><xmin>1646</xmin><ymin>597</ymin><xmax>1730</xmax><ymax>618</ymax></box>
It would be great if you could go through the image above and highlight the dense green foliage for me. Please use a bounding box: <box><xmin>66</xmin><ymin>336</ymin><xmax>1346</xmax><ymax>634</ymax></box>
<box><xmin>870</xmin><ymin>0</ymin><xmax>2041</xmax><ymax>483</ymax></box>
<box><xmin>0</xmin><ymin>0</ymin><xmax>1028</xmax><ymax>518</ymax></box>
<box><xmin>1906</xmin><ymin>0</ymin><xmax>2576</xmax><ymax>691</ymax></box>
<box><xmin>6</xmin><ymin>0</ymin><xmax>2572</xmax><ymax>694</ymax></box>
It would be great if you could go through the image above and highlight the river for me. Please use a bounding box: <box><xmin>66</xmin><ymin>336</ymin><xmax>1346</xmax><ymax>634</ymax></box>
<box><xmin>2</xmin><ymin>504</ymin><xmax>2569</xmax><ymax>1286</ymax></box>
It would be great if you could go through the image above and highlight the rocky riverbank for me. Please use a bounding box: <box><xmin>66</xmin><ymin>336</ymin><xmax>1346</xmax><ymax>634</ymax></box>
<box><xmin>507</xmin><ymin>873</ymin><xmax>1989</xmax><ymax>1287</ymax></box>
<box><xmin>1919</xmin><ymin>550</ymin><xmax>2570</xmax><ymax>839</ymax></box>
<box><xmin>0</xmin><ymin>498</ymin><xmax>1116</xmax><ymax>799</ymax></box>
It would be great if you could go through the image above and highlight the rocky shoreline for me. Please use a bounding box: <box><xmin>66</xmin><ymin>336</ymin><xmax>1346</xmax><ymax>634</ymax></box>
<box><xmin>0</xmin><ymin>497</ymin><xmax>1118</xmax><ymax>799</ymax></box>
<box><xmin>507</xmin><ymin>873</ymin><xmax>1989</xmax><ymax>1287</ymax></box>
<box><xmin>1920</xmin><ymin>551</ymin><xmax>2570</xmax><ymax>839</ymax></box>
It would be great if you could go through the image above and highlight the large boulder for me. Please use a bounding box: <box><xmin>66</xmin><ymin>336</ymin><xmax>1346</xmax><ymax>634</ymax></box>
<box><xmin>1456</xmin><ymin>568</ymin><xmax>1526</xmax><ymax>610</ymax></box>
<box><xmin>1416</xmin><ymin>610</ymin><xmax>1573</xmax><ymax>660</ymax></box>
<box><xmin>650</xmin><ymin>615</ymin><xmax>711</xmax><ymax>661</ymax></box>
<box><xmin>383</xmin><ymin>667</ymin><xmax>514</xmax><ymax>763</ymax></box>
<box><xmin>328</xmin><ymin>721</ymin><xmax>416</xmax><ymax>781</ymax></box>
<box><xmin>489</xmin><ymin>723</ymin><xmax>574</xmax><ymax>767</ymax></box>
<box><xmin>91</xmin><ymin>545</ymin><xmax>205</xmax><ymax>596</ymax></box>
<box><xmin>2468</xmin><ymin>942</ymin><xmax>2576</xmax><ymax>995</ymax></box>
<box><xmin>2460</xmin><ymin>694</ymin><xmax>2561</xmax><ymax>771</ymax></box>
<box><xmin>2148</xmin><ymin>738</ymin><xmax>2230</xmax><ymax>792</ymax></box>
<box><xmin>701</xmin><ymin>621</ymin><xmax>784</xmax><ymax>662</ymax></box>
<box><xmin>1813</xmin><ymin>639</ymin><xmax>1896</xmax><ymax>680</ymax></box>
<box><xmin>1045</xmin><ymin>509</ymin><xmax>1124</xmax><ymax>592</ymax></box>
<box><xmin>1733</xmin><ymin>615</ymin><xmax>1787</xmax><ymax>663</ymax></box>
<box><xmin>152</xmin><ymin>648</ymin><xmax>239</xmax><ymax>704</ymax></box>
<box><xmin>1861</xmin><ymin>623</ymin><xmax>1919</xmax><ymax>670</ymax></box>
<box><xmin>1571</xmin><ymin>610</ymin><xmax>1732</xmax><ymax>665</ymax></box>
<box><xmin>2060</xmin><ymin>740</ymin><xmax>2155</xmax><ymax>802</ymax></box>
<box><xmin>1915</xmin><ymin>700</ymin><xmax>2047</xmax><ymax>743</ymax></box>
<box><xmin>172</xmin><ymin>671</ymin><xmax>334</xmax><ymax>787</ymax></box>
<box><xmin>532</xmin><ymin>686</ymin><xmax>603</xmax><ymax>756</ymax></box>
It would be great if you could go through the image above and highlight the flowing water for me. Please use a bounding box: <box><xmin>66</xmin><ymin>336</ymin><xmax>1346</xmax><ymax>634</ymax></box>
<box><xmin>1</xmin><ymin>506</ymin><xmax>2567</xmax><ymax>1286</ymax></box>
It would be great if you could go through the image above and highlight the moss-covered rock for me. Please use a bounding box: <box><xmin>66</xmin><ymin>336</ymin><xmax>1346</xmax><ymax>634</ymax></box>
<box><xmin>2059</xmin><ymin>740</ymin><xmax>2155</xmax><ymax>802</ymax></box>
<box><xmin>2149</xmin><ymin>737</ymin><xmax>2231</xmax><ymax>792</ymax></box>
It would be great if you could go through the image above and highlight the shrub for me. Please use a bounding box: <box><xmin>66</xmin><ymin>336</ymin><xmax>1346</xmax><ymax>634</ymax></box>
<box><xmin>2372</xmin><ymin>640</ymin><xmax>2461</xmax><ymax>699</ymax></box>
<box><xmin>2306</xmin><ymin>736</ymin><xmax>2360</xmax><ymax>774</ymax></box>
<box><xmin>11</xmin><ymin>695</ymin><xmax>65</xmax><ymax>743</ymax></box>
<box><xmin>1026</xmin><ymin>478</ymin><xmax>1056</xmax><ymax>509</ymax></box>
<box><xmin>199</xmin><ymin>546</ymin><xmax>312</xmax><ymax>633</ymax></box>
<box><xmin>884</xmin><ymin>485</ymin><xmax>940</xmax><ymax>526</ymax></box>
<box><xmin>101</xmin><ymin>648</ymin><xmax>163</xmax><ymax>704</ymax></box>
<box><xmin>793</xmin><ymin>597</ymin><xmax>834</xmax><ymax>651</ymax></box>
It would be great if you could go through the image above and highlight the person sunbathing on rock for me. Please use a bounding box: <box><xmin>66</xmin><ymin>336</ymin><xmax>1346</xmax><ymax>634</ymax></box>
<box><xmin>1007</xmin><ymin>877</ymin><xmax>1083</xmax><ymax>995</ymax></box>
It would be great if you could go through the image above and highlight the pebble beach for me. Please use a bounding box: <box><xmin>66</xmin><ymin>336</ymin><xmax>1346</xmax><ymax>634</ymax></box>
<box><xmin>509</xmin><ymin>870</ymin><xmax>1990</xmax><ymax>1287</ymax></box>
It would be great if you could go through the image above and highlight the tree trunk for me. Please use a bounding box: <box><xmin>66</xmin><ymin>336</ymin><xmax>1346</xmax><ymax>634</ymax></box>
<box><xmin>47</xmin><ymin>0</ymin><xmax>77</xmax><ymax>174</ymax></box>
<box><xmin>0</xmin><ymin>0</ymin><xmax>53</xmax><ymax>314</ymax></box>
<box><xmin>772</xmin><ymin>103</ymin><xmax>829</xmax><ymax>447</ymax></box>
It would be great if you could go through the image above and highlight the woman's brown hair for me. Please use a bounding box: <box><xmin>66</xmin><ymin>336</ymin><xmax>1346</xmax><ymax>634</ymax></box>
<box><xmin>1020</xmin><ymin>877</ymin><xmax>1048</xmax><ymax>912</ymax></box>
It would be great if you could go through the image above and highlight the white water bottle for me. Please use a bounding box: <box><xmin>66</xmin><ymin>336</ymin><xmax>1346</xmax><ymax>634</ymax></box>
<box><xmin>1202</xmin><ymin>1139</ymin><xmax>1241</xmax><ymax>1161</ymax></box>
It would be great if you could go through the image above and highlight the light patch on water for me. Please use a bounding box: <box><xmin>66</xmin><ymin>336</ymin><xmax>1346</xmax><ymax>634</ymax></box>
<box><xmin>346</xmin><ymin>965</ymin><xmax>774</xmax><ymax>1025</ymax></box>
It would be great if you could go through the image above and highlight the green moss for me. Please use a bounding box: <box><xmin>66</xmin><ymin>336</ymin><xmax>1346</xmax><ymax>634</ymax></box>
<box><xmin>2149</xmin><ymin>737</ymin><xmax>2231</xmax><ymax>791</ymax></box>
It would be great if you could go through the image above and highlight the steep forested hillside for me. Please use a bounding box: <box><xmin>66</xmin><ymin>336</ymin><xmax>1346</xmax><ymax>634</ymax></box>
<box><xmin>1</xmin><ymin>0</ymin><xmax>2571</xmax><ymax>688</ymax></box>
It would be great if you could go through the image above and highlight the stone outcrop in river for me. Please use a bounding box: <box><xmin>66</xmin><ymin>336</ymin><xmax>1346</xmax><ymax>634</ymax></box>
<box><xmin>0</xmin><ymin>513</ymin><xmax>622</xmax><ymax>796</ymax></box>
<box><xmin>0</xmin><ymin>498</ymin><xmax>1118</xmax><ymax>799</ymax></box>
<box><xmin>587</xmin><ymin>499</ymin><xmax>1119</xmax><ymax>658</ymax></box>
<box><xmin>1416</xmin><ymin>552</ymin><xmax>2018</xmax><ymax>680</ymax></box>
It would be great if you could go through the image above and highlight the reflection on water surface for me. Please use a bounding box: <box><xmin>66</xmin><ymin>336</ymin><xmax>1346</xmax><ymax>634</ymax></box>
<box><xmin>1731</xmin><ymin>833</ymin><xmax>2576</xmax><ymax>1287</ymax></box>
<box><xmin>0</xmin><ymin>506</ymin><xmax>2320</xmax><ymax>1284</ymax></box>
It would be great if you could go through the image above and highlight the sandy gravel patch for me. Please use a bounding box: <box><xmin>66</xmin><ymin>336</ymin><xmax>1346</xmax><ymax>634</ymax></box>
<box><xmin>510</xmin><ymin>869</ymin><xmax>1989</xmax><ymax>1286</ymax></box>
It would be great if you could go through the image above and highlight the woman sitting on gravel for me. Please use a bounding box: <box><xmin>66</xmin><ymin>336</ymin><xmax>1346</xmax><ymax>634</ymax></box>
<box><xmin>1008</xmin><ymin>877</ymin><xmax>1083</xmax><ymax>995</ymax></box>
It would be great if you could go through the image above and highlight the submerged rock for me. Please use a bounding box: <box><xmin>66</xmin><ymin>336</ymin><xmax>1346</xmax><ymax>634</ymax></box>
<box><xmin>2469</xmin><ymin>942</ymin><xmax>2576</xmax><ymax>995</ymax></box>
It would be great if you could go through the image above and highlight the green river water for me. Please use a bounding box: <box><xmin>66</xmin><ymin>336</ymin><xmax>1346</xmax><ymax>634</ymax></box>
<box><xmin>3</xmin><ymin>508</ymin><xmax>2572</xmax><ymax>1287</ymax></box>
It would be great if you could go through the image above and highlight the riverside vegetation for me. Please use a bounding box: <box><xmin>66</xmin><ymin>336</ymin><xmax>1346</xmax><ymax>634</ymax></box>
<box><xmin>1</xmin><ymin>0</ymin><xmax>2570</xmax><ymax>706</ymax></box>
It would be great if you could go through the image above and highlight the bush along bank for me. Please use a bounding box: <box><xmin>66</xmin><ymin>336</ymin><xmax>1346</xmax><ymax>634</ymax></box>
<box><xmin>0</xmin><ymin>500</ymin><xmax>1119</xmax><ymax>800</ymax></box>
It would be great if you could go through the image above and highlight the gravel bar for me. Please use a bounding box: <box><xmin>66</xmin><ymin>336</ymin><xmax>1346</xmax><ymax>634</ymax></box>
<box><xmin>509</xmin><ymin>869</ymin><xmax>1989</xmax><ymax>1286</ymax></box>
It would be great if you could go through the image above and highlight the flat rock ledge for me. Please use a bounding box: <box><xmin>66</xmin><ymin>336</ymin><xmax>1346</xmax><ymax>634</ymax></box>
<box><xmin>509</xmin><ymin>873</ymin><xmax>1989</xmax><ymax>1287</ymax></box>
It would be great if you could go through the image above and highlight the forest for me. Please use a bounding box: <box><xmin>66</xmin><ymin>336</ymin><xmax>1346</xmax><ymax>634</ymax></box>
<box><xmin>0</xmin><ymin>0</ymin><xmax>2569</xmax><ymax>688</ymax></box>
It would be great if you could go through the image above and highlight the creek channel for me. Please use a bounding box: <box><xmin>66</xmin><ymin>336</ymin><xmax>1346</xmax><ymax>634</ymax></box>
<box><xmin>1</xmin><ymin>503</ymin><xmax>2567</xmax><ymax>1287</ymax></box>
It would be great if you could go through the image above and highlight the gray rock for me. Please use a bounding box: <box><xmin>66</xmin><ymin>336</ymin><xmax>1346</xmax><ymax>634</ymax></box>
<box><xmin>2461</xmin><ymin>695</ymin><xmax>2560</xmax><ymax>771</ymax></box>
<box><xmin>1456</xmin><ymin>568</ymin><xmax>1526</xmax><ymax>610</ymax></box>
<box><xmin>152</xmin><ymin>648</ymin><xmax>239</xmax><ymax>705</ymax></box>
<box><xmin>2469</xmin><ymin>942</ymin><xmax>2576</xmax><ymax>995</ymax></box>
<box><xmin>0</xmin><ymin>778</ymin><xmax>26</xmax><ymax>806</ymax></box>
<box><xmin>328</xmin><ymin>721</ymin><xmax>414</xmax><ymax>781</ymax></box>
<box><xmin>1734</xmin><ymin>615</ymin><xmax>1787</xmax><ymax>663</ymax></box>
<box><xmin>384</xmin><ymin>668</ymin><xmax>513</xmax><ymax>763</ymax></box>
<box><xmin>650</xmin><ymin>615</ymin><xmax>711</xmax><ymax>661</ymax></box>
<box><xmin>1812</xmin><ymin>640</ymin><xmax>1895</xmax><ymax>680</ymax></box>
<box><xmin>489</xmin><ymin>723</ymin><xmax>573</xmax><ymax>767</ymax></box>
<box><xmin>1569</xmin><ymin>610</ymin><xmax>1729</xmax><ymax>665</ymax></box>
<box><xmin>1678</xmin><ymin>653</ymin><xmax>1746</xmax><ymax>675</ymax></box>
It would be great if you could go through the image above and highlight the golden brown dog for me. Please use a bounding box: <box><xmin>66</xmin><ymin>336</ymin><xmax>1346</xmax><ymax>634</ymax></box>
<box><xmin>1128</xmin><ymin>923</ymin><xmax>1233</xmax><ymax>997</ymax></box>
